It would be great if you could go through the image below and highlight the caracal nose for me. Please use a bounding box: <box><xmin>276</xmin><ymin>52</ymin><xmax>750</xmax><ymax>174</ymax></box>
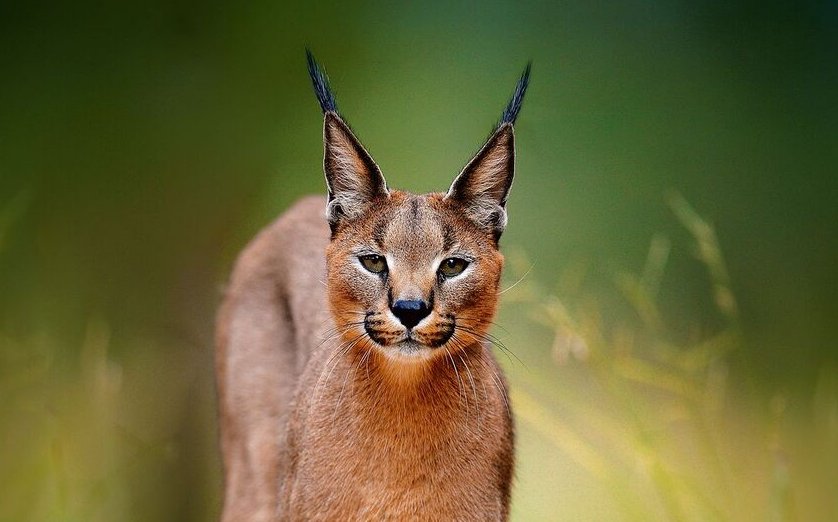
<box><xmin>391</xmin><ymin>299</ymin><xmax>431</xmax><ymax>329</ymax></box>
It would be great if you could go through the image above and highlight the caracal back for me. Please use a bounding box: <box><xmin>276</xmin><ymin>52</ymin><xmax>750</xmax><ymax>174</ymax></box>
<box><xmin>216</xmin><ymin>197</ymin><xmax>331</xmax><ymax>522</ymax></box>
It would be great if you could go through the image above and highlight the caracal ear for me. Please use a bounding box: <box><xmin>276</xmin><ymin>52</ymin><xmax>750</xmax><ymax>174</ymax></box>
<box><xmin>306</xmin><ymin>50</ymin><xmax>388</xmax><ymax>229</ymax></box>
<box><xmin>323</xmin><ymin>112</ymin><xmax>388</xmax><ymax>228</ymax></box>
<box><xmin>445</xmin><ymin>124</ymin><xmax>515</xmax><ymax>237</ymax></box>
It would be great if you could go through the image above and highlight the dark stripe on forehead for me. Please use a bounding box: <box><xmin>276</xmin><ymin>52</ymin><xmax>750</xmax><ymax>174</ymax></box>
<box><xmin>410</xmin><ymin>197</ymin><xmax>419</xmax><ymax>221</ymax></box>
<box><xmin>372</xmin><ymin>219</ymin><xmax>386</xmax><ymax>248</ymax></box>
<box><xmin>379</xmin><ymin>194</ymin><xmax>448</xmax><ymax>254</ymax></box>
<box><xmin>441</xmin><ymin>221</ymin><xmax>455</xmax><ymax>251</ymax></box>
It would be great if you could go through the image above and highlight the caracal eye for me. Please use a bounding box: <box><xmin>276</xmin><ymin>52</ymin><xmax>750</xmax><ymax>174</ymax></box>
<box><xmin>438</xmin><ymin>257</ymin><xmax>469</xmax><ymax>278</ymax></box>
<box><xmin>359</xmin><ymin>254</ymin><xmax>388</xmax><ymax>274</ymax></box>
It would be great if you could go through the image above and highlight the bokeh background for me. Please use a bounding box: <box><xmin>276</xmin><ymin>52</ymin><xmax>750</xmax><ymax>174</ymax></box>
<box><xmin>1</xmin><ymin>1</ymin><xmax>836</xmax><ymax>520</ymax></box>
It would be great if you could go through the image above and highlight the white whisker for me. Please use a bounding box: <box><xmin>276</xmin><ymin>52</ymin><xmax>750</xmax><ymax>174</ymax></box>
<box><xmin>444</xmin><ymin>345</ymin><xmax>467</xmax><ymax>412</ymax></box>
<box><xmin>498</xmin><ymin>263</ymin><xmax>534</xmax><ymax>295</ymax></box>
<box><xmin>311</xmin><ymin>331</ymin><xmax>365</xmax><ymax>412</ymax></box>
<box><xmin>332</xmin><ymin>337</ymin><xmax>368</xmax><ymax>421</ymax></box>
<box><xmin>458</xmin><ymin>352</ymin><xmax>481</xmax><ymax>431</ymax></box>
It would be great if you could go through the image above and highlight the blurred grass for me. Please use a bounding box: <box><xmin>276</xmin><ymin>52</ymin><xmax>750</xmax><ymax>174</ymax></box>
<box><xmin>0</xmin><ymin>318</ymin><xmax>220</xmax><ymax>521</ymax></box>
<box><xmin>1</xmin><ymin>193</ymin><xmax>219</xmax><ymax>521</ymax></box>
<box><xmin>503</xmin><ymin>194</ymin><xmax>837</xmax><ymax>521</ymax></box>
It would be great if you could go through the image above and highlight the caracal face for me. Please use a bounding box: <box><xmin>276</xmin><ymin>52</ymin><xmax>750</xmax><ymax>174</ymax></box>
<box><xmin>326</xmin><ymin>190</ymin><xmax>504</xmax><ymax>362</ymax></box>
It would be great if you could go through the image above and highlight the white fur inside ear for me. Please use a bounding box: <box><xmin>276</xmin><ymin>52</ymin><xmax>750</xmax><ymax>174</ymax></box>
<box><xmin>463</xmin><ymin>200</ymin><xmax>508</xmax><ymax>231</ymax></box>
<box><xmin>327</xmin><ymin>170</ymin><xmax>373</xmax><ymax>220</ymax></box>
<box><xmin>323</xmin><ymin>114</ymin><xmax>387</xmax><ymax>224</ymax></box>
<box><xmin>465</xmin><ymin>144</ymin><xmax>510</xmax><ymax>198</ymax></box>
<box><xmin>445</xmin><ymin>125</ymin><xmax>514</xmax><ymax>234</ymax></box>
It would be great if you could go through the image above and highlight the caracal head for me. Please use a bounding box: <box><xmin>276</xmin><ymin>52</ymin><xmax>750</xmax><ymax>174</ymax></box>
<box><xmin>307</xmin><ymin>51</ymin><xmax>530</xmax><ymax>364</ymax></box>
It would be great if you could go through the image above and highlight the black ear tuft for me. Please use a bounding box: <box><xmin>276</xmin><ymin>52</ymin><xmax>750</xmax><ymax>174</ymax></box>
<box><xmin>306</xmin><ymin>49</ymin><xmax>338</xmax><ymax>113</ymax></box>
<box><xmin>499</xmin><ymin>62</ymin><xmax>531</xmax><ymax>126</ymax></box>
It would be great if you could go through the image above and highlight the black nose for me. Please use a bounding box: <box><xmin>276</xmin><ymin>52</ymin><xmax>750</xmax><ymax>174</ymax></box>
<box><xmin>391</xmin><ymin>299</ymin><xmax>431</xmax><ymax>329</ymax></box>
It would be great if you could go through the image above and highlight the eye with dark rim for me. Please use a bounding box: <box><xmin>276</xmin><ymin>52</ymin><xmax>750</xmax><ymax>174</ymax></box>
<box><xmin>359</xmin><ymin>254</ymin><xmax>387</xmax><ymax>274</ymax></box>
<box><xmin>438</xmin><ymin>257</ymin><xmax>469</xmax><ymax>278</ymax></box>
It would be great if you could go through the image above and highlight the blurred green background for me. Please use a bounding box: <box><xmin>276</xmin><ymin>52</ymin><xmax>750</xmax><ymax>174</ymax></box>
<box><xmin>1</xmin><ymin>1</ymin><xmax>836</xmax><ymax>520</ymax></box>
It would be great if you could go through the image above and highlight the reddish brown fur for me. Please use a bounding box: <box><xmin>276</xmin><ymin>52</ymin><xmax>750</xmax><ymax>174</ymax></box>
<box><xmin>217</xmin><ymin>116</ymin><xmax>518</xmax><ymax>521</ymax></box>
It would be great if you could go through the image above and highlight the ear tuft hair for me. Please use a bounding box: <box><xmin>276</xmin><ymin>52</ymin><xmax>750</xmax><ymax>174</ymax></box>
<box><xmin>306</xmin><ymin>49</ymin><xmax>338</xmax><ymax>113</ymax></box>
<box><xmin>499</xmin><ymin>62</ymin><xmax>531</xmax><ymax>126</ymax></box>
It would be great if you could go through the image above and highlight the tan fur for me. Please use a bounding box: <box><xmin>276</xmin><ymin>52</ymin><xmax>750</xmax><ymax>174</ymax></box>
<box><xmin>217</xmin><ymin>112</ymin><xmax>517</xmax><ymax>521</ymax></box>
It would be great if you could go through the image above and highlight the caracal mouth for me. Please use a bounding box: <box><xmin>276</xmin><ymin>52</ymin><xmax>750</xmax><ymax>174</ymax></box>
<box><xmin>377</xmin><ymin>338</ymin><xmax>438</xmax><ymax>362</ymax></box>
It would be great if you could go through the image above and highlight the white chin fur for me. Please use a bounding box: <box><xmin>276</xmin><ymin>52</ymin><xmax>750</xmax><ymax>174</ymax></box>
<box><xmin>381</xmin><ymin>341</ymin><xmax>435</xmax><ymax>362</ymax></box>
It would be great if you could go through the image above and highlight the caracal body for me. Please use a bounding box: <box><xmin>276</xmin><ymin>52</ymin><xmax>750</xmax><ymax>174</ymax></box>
<box><xmin>216</xmin><ymin>54</ymin><xmax>530</xmax><ymax>521</ymax></box>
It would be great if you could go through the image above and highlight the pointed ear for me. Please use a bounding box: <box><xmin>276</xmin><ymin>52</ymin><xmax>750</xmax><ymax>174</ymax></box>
<box><xmin>445</xmin><ymin>123</ymin><xmax>515</xmax><ymax>238</ymax></box>
<box><xmin>323</xmin><ymin>112</ymin><xmax>388</xmax><ymax>228</ymax></box>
